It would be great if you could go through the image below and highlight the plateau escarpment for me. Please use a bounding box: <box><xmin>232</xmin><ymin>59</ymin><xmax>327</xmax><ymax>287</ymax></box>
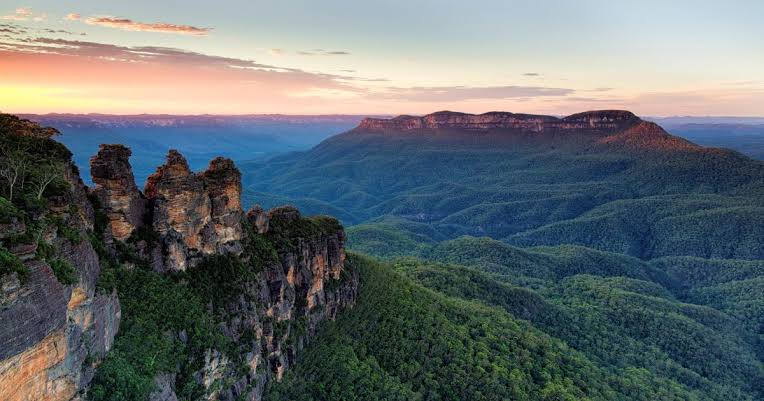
<box><xmin>356</xmin><ymin>110</ymin><xmax>704</xmax><ymax>153</ymax></box>
<box><xmin>0</xmin><ymin>115</ymin><xmax>357</xmax><ymax>401</ymax></box>
<box><xmin>358</xmin><ymin>110</ymin><xmax>641</xmax><ymax>133</ymax></box>
<box><xmin>248</xmin><ymin>109</ymin><xmax>764</xmax><ymax>259</ymax></box>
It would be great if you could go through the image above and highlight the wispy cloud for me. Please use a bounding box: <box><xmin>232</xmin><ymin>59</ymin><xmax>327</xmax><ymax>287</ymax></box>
<box><xmin>1</xmin><ymin>7</ymin><xmax>46</xmax><ymax>22</ymax></box>
<box><xmin>42</xmin><ymin>28</ymin><xmax>86</xmax><ymax>36</ymax></box>
<box><xmin>372</xmin><ymin>85</ymin><xmax>573</xmax><ymax>102</ymax></box>
<box><xmin>297</xmin><ymin>49</ymin><xmax>351</xmax><ymax>56</ymax></box>
<box><xmin>522</xmin><ymin>72</ymin><xmax>541</xmax><ymax>77</ymax></box>
<box><xmin>0</xmin><ymin>23</ymin><xmax>26</xmax><ymax>34</ymax></box>
<box><xmin>269</xmin><ymin>48</ymin><xmax>284</xmax><ymax>56</ymax></box>
<box><xmin>720</xmin><ymin>80</ymin><xmax>762</xmax><ymax>87</ymax></box>
<box><xmin>64</xmin><ymin>13</ymin><xmax>81</xmax><ymax>21</ymax></box>
<box><xmin>84</xmin><ymin>16</ymin><xmax>211</xmax><ymax>36</ymax></box>
<box><xmin>0</xmin><ymin>36</ymin><xmax>372</xmax><ymax>113</ymax></box>
<box><xmin>0</xmin><ymin>37</ymin><xmax>292</xmax><ymax>69</ymax></box>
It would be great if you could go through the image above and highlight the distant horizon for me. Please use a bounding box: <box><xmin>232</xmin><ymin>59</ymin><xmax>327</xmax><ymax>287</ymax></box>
<box><xmin>11</xmin><ymin>111</ymin><xmax>764</xmax><ymax>120</ymax></box>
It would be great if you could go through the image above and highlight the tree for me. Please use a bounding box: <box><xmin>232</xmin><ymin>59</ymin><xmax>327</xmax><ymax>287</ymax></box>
<box><xmin>0</xmin><ymin>144</ymin><xmax>30</xmax><ymax>202</ymax></box>
<box><xmin>30</xmin><ymin>161</ymin><xmax>63</xmax><ymax>200</ymax></box>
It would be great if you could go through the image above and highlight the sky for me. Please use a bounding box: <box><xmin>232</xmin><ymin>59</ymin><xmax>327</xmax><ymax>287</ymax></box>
<box><xmin>1</xmin><ymin>0</ymin><xmax>763</xmax><ymax>116</ymax></box>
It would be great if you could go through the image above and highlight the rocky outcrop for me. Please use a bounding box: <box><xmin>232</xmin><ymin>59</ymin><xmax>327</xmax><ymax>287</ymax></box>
<box><xmin>201</xmin><ymin>157</ymin><xmax>244</xmax><ymax>251</ymax></box>
<box><xmin>90</xmin><ymin>144</ymin><xmax>146</xmax><ymax>241</ymax></box>
<box><xmin>2</xmin><ymin>117</ymin><xmax>357</xmax><ymax>401</ymax></box>
<box><xmin>0</xmin><ymin>231</ymin><xmax>120</xmax><ymax>401</ymax></box>
<box><xmin>90</xmin><ymin>148</ymin><xmax>245</xmax><ymax>271</ymax></box>
<box><xmin>357</xmin><ymin>110</ymin><xmax>642</xmax><ymax>134</ymax></box>
<box><xmin>207</xmin><ymin>206</ymin><xmax>357</xmax><ymax>401</ymax></box>
<box><xmin>1</xmin><ymin>121</ymin><xmax>121</xmax><ymax>401</ymax></box>
<box><xmin>143</xmin><ymin>150</ymin><xmax>243</xmax><ymax>271</ymax></box>
<box><xmin>246</xmin><ymin>205</ymin><xmax>269</xmax><ymax>234</ymax></box>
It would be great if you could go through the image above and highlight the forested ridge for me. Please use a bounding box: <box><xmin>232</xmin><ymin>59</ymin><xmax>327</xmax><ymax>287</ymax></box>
<box><xmin>242</xmin><ymin>113</ymin><xmax>764</xmax><ymax>260</ymax></box>
<box><xmin>250</xmin><ymin>112</ymin><xmax>764</xmax><ymax>400</ymax></box>
<box><xmin>266</xmin><ymin>253</ymin><xmax>764</xmax><ymax>401</ymax></box>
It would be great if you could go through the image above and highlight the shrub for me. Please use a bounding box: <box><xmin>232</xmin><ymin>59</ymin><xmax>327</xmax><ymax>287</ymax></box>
<box><xmin>49</xmin><ymin>258</ymin><xmax>77</xmax><ymax>285</ymax></box>
<box><xmin>0</xmin><ymin>245</ymin><xmax>28</xmax><ymax>282</ymax></box>
<box><xmin>0</xmin><ymin>196</ymin><xmax>22</xmax><ymax>223</ymax></box>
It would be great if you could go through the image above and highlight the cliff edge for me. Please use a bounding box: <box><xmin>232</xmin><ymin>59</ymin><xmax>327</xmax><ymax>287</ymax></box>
<box><xmin>0</xmin><ymin>115</ymin><xmax>358</xmax><ymax>401</ymax></box>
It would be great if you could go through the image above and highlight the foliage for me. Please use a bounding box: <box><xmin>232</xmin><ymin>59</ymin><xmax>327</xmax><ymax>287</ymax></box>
<box><xmin>48</xmin><ymin>215</ymin><xmax>83</xmax><ymax>244</ymax></box>
<box><xmin>266</xmin><ymin>253</ymin><xmax>739</xmax><ymax>401</ymax></box>
<box><xmin>49</xmin><ymin>258</ymin><xmax>78</xmax><ymax>285</ymax></box>
<box><xmin>266</xmin><ymin>211</ymin><xmax>343</xmax><ymax>251</ymax></box>
<box><xmin>0</xmin><ymin>115</ymin><xmax>71</xmax><ymax>204</ymax></box>
<box><xmin>0</xmin><ymin>245</ymin><xmax>27</xmax><ymax>282</ymax></box>
<box><xmin>0</xmin><ymin>196</ymin><xmax>22</xmax><ymax>223</ymax></box>
<box><xmin>185</xmin><ymin>254</ymin><xmax>255</xmax><ymax>311</ymax></box>
<box><xmin>245</xmin><ymin>125</ymin><xmax>764</xmax><ymax>259</ymax></box>
<box><xmin>89</xmin><ymin>265</ymin><xmax>231</xmax><ymax>401</ymax></box>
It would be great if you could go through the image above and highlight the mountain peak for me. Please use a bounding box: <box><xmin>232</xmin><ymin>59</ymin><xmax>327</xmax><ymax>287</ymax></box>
<box><xmin>597</xmin><ymin>120</ymin><xmax>702</xmax><ymax>151</ymax></box>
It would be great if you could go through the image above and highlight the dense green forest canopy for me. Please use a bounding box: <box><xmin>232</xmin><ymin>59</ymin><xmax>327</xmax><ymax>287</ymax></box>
<box><xmin>251</xmin><ymin>114</ymin><xmax>764</xmax><ymax>400</ymax></box>
<box><xmin>242</xmin><ymin>116</ymin><xmax>764</xmax><ymax>260</ymax></box>
<box><xmin>266</xmin><ymin>253</ymin><xmax>764</xmax><ymax>401</ymax></box>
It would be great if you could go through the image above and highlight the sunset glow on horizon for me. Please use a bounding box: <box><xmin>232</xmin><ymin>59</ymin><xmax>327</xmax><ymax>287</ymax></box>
<box><xmin>1</xmin><ymin>1</ymin><xmax>763</xmax><ymax>116</ymax></box>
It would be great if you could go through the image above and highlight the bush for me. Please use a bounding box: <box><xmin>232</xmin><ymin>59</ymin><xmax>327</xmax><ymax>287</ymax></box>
<box><xmin>49</xmin><ymin>258</ymin><xmax>77</xmax><ymax>285</ymax></box>
<box><xmin>0</xmin><ymin>196</ymin><xmax>22</xmax><ymax>223</ymax></box>
<box><xmin>0</xmin><ymin>245</ymin><xmax>28</xmax><ymax>282</ymax></box>
<box><xmin>185</xmin><ymin>254</ymin><xmax>257</xmax><ymax>311</ymax></box>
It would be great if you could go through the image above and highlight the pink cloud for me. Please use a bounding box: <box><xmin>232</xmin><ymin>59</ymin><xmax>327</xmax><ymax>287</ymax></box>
<box><xmin>84</xmin><ymin>16</ymin><xmax>210</xmax><ymax>36</ymax></box>
<box><xmin>64</xmin><ymin>13</ymin><xmax>81</xmax><ymax>21</ymax></box>
<box><xmin>1</xmin><ymin>7</ymin><xmax>45</xmax><ymax>22</ymax></box>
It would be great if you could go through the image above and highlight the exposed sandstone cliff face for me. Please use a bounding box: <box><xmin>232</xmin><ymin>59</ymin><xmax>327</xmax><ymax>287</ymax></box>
<box><xmin>2</xmin><ymin>116</ymin><xmax>356</xmax><ymax>401</ymax></box>
<box><xmin>143</xmin><ymin>150</ymin><xmax>243</xmax><ymax>271</ymax></box>
<box><xmin>90</xmin><ymin>144</ymin><xmax>146</xmax><ymax>242</ymax></box>
<box><xmin>203</xmin><ymin>206</ymin><xmax>357</xmax><ymax>401</ymax></box>
<box><xmin>84</xmin><ymin>146</ymin><xmax>356</xmax><ymax>401</ymax></box>
<box><xmin>357</xmin><ymin>109</ymin><xmax>642</xmax><ymax>133</ymax></box>
<box><xmin>1</xmin><ymin>135</ymin><xmax>120</xmax><ymax>401</ymax></box>
<box><xmin>202</xmin><ymin>157</ymin><xmax>243</xmax><ymax>247</ymax></box>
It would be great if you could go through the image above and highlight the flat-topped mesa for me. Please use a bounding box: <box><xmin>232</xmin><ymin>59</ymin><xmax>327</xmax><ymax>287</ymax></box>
<box><xmin>356</xmin><ymin>110</ymin><xmax>642</xmax><ymax>133</ymax></box>
<box><xmin>90</xmin><ymin>144</ymin><xmax>146</xmax><ymax>241</ymax></box>
<box><xmin>144</xmin><ymin>150</ymin><xmax>243</xmax><ymax>271</ymax></box>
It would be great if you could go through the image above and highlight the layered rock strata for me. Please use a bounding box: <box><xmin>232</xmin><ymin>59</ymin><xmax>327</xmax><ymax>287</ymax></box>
<box><xmin>144</xmin><ymin>151</ymin><xmax>243</xmax><ymax>271</ymax></box>
<box><xmin>1</xmin><ymin>116</ymin><xmax>358</xmax><ymax>401</ymax></box>
<box><xmin>90</xmin><ymin>144</ymin><xmax>146</xmax><ymax>242</ymax></box>
<box><xmin>1</xmin><ymin>133</ymin><xmax>120</xmax><ymax>401</ymax></box>
<box><xmin>357</xmin><ymin>110</ymin><xmax>643</xmax><ymax>133</ymax></box>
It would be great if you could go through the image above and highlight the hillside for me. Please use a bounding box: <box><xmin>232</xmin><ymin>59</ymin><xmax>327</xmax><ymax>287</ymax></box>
<box><xmin>242</xmin><ymin>110</ymin><xmax>764</xmax><ymax>260</ymax></box>
<box><xmin>245</xmin><ymin>110</ymin><xmax>764</xmax><ymax>400</ymax></box>
<box><xmin>266</xmin><ymin>253</ymin><xmax>764</xmax><ymax>401</ymax></box>
<box><xmin>0</xmin><ymin>114</ymin><xmax>357</xmax><ymax>401</ymax></box>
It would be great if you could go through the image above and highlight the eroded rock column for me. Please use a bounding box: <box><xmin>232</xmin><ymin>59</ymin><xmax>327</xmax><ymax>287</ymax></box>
<box><xmin>90</xmin><ymin>144</ymin><xmax>146</xmax><ymax>241</ymax></box>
